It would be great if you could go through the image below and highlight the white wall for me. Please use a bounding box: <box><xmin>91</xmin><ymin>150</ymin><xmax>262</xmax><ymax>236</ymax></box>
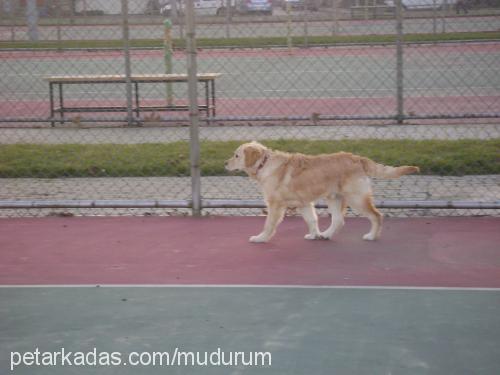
<box><xmin>75</xmin><ymin>0</ymin><xmax>147</xmax><ymax>15</ymax></box>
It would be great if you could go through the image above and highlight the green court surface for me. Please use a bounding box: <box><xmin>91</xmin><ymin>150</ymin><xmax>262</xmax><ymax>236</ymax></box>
<box><xmin>1</xmin><ymin>286</ymin><xmax>499</xmax><ymax>374</ymax></box>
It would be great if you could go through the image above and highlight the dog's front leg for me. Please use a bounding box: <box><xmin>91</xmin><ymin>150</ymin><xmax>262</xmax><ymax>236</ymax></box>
<box><xmin>300</xmin><ymin>203</ymin><xmax>323</xmax><ymax>240</ymax></box>
<box><xmin>250</xmin><ymin>204</ymin><xmax>286</xmax><ymax>243</ymax></box>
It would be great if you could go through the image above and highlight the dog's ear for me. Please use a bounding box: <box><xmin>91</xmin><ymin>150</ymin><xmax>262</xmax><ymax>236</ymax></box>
<box><xmin>244</xmin><ymin>145</ymin><xmax>263</xmax><ymax>168</ymax></box>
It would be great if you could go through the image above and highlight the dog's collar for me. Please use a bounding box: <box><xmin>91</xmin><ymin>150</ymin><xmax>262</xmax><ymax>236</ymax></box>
<box><xmin>256</xmin><ymin>154</ymin><xmax>269</xmax><ymax>174</ymax></box>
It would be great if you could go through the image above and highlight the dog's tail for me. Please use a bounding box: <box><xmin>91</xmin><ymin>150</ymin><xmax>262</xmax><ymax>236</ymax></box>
<box><xmin>361</xmin><ymin>158</ymin><xmax>420</xmax><ymax>179</ymax></box>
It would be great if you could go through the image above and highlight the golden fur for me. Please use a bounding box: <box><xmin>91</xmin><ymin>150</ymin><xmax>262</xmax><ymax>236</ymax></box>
<box><xmin>225</xmin><ymin>141</ymin><xmax>419</xmax><ymax>243</ymax></box>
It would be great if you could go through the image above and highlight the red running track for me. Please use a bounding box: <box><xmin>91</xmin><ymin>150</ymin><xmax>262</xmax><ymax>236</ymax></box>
<box><xmin>0</xmin><ymin>42</ymin><xmax>498</xmax><ymax>60</ymax></box>
<box><xmin>0</xmin><ymin>216</ymin><xmax>499</xmax><ymax>287</ymax></box>
<box><xmin>1</xmin><ymin>96</ymin><xmax>498</xmax><ymax>118</ymax></box>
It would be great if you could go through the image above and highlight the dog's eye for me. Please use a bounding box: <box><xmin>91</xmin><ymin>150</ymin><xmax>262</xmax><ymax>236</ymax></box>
<box><xmin>235</xmin><ymin>154</ymin><xmax>239</xmax><ymax>158</ymax></box>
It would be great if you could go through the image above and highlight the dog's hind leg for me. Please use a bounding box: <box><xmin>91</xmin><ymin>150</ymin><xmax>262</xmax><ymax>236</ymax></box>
<box><xmin>250</xmin><ymin>203</ymin><xmax>286</xmax><ymax>243</ymax></box>
<box><xmin>346</xmin><ymin>193</ymin><xmax>383</xmax><ymax>241</ymax></box>
<box><xmin>300</xmin><ymin>202</ymin><xmax>322</xmax><ymax>240</ymax></box>
<box><xmin>320</xmin><ymin>196</ymin><xmax>346</xmax><ymax>240</ymax></box>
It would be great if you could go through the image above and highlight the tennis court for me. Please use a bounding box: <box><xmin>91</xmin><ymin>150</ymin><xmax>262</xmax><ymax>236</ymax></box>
<box><xmin>1</xmin><ymin>216</ymin><xmax>499</xmax><ymax>374</ymax></box>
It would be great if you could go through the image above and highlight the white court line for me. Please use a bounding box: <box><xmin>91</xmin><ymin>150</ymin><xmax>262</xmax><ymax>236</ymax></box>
<box><xmin>0</xmin><ymin>285</ymin><xmax>499</xmax><ymax>291</ymax></box>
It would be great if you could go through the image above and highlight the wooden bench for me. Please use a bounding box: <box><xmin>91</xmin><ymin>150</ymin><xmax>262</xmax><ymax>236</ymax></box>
<box><xmin>44</xmin><ymin>73</ymin><xmax>221</xmax><ymax>126</ymax></box>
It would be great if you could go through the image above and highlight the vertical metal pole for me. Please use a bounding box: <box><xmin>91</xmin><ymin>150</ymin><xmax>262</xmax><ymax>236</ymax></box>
<box><xmin>56</xmin><ymin>0</ymin><xmax>62</xmax><ymax>49</ymax></box>
<box><xmin>441</xmin><ymin>0</ymin><xmax>447</xmax><ymax>33</ymax></box>
<box><xmin>225</xmin><ymin>0</ymin><xmax>231</xmax><ymax>38</ymax></box>
<box><xmin>332</xmin><ymin>0</ymin><xmax>339</xmax><ymax>36</ymax></box>
<box><xmin>172</xmin><ymin>0</ymin><xmax>179</xmax><ymax>19</ymax></box>
<box><xmin>179</xmin><ymin>21</ymin><xmax>184</xmax><ymax>40</ymax></box>
<box><xmin>286</xmin><ymin>1</ymin><xmax>292</xmax><ymax>52</ymax></box>
<box><xmin>122</xmin><ymin>0</ymin><xmax>134</xmax><ymax>126</ymax></box>
<box><xmin>69</xmin><ymin>0</ymin><xmax>75</xmax><ymax>24</ymax></box>
<box><xmin>303</xmin><ymin>5</ymin><xmax>309</xmax><ymax>47</ymax></box>
<box><xmin>395</xmin><ymin>0</ymin><xmax>404</xmax><ymax>124</ymax></box>
<box><xmin>164</xmin><ymin>18</ymin><xmax>174</xmax><ymax>106</ymax></box>
<box><xmin>26</xmin><ymin>0</ymin><xmax>39</xmax><ymax>41</ymax></box>
<box><xmin>177</xmin><ymin>0</ymin><xmax>185</xmax><ymax>40</ymax></box>
<box><xmin>432</xmin><ymin>0</ymin><xmax>437</xmax><ymax>34</ymax></box>
<box><xmin>8</xmin><ymin>0</ymin><xmax>16</xmax><ymax>41</ymax></box>
<box><xmin>185</xmin><ymin>0</ymin><xmax>201</xmax><ymax>216</ymax></box>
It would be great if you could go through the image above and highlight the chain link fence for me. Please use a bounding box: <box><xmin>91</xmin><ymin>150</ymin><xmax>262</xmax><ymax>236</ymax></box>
<box><xmin>0</xmin><ymin>0</ymin><xmax>499</xmax><ymax>217</ymax></box>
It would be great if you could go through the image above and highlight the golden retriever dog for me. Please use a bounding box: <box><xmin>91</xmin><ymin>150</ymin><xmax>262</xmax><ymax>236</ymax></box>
<box><xmin>225</xmin><ymin>141</ymin><xmax>419</xmax><ymax>243</ymax></box>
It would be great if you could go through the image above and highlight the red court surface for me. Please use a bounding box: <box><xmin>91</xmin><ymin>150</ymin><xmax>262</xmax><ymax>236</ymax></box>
<box><xmin>1</xmin><ymin>96</ymin><xmax>498</xmax><ymax>119</ymax></box>
<box><xmin>1</xmin><ymin>216</ymin><xmax>499</xmax><ymax>287</ymax></box>
<box><xmin>0</xmin><ymin>43</ymin><xmax>498</xmax><ymax>60</ymax></box>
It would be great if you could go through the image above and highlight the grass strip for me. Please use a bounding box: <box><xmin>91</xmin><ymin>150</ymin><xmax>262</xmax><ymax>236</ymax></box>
<box><xmin>0</xmin><ymin>32</ymin><xmax>498</xmax><ymax>50</ymax></box>
<box><xmin>0</xmin><ymin>139</ymin><xmax>498</xmax><ymax>178</ymax></box>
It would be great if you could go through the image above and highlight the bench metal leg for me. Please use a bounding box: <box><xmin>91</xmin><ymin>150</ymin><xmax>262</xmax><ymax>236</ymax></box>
<box><xmin>205</xmin><ymin>81</ymin><xmax>210</xmax><ymax>119</ymax></box>
<box><xmin>49</xmin><ymin>82</ymin><xmax>55</xmax><ymax>127</ymax></box>
<box><xmin>134</xmin><ymin>82</ymin><xmax>140</xmax><ymax>120</ymax></box>
<box><xmin>211</xmin><ymin>79</ymin><xmax>216</xmax><ymax>117</ymax></box>
<box><xmin>58</xmin><ymin>83</ymin><xmax>64</xmax><ymax>125</ymax></box>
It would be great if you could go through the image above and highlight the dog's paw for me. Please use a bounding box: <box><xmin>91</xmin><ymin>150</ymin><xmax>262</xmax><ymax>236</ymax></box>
<box><xmin>304</xmin><ymin>233</ymin><xmax>329</xmax><ymax>240</ymax></box>
<box><xmin>319</xmin><ymin>231</ymin><xmax>333</xmax><ymax>240</ymax></box>
<box><xmin>362</xmin><ymin>233</ymin><xmax>377</xmax><ymax>241</ymax></box>
<box><xmin>249</xmin><ymin>235</ymin><xmax>268</xmax><ymax>243</ymax></box>
<box><xmin>304</xmin><ymin>233</ymin><xmax>317</xmax><ymax>240</ymax></box>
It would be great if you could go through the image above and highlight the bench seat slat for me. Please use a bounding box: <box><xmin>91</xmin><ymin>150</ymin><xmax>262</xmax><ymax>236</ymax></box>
<box><xmin>44</xmin><ymin>73</ymin><xmax>221</xmax><ymax>83</ymax></box>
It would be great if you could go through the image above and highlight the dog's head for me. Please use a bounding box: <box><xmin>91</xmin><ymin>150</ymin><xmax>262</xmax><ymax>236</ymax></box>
<box><xmin>225</xmin><ymin>141</ymin><xmax>268</xmax><ymax>175</ymax></box>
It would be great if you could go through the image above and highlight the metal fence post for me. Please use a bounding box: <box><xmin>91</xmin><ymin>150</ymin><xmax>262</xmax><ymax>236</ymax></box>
<box><xmin>7</xmin><ymin>0</ymin><xmax>16</xmax><ymax>41</ymax></box>
<box><xmin>121</xmin><ymin>0</ymin><xmax>134</xmax><ymax>126</ymax></box>
<box><xmin>56</xmin><ymin>0</ymin><xmax>62</xmax><ymax>47</ymax></box>
<box><xmin>432</xmin><ymin>0</ymin><xmax>437</xmax><ymax>34</ymax></box>
<box><xmin>441</xmin><ymin>0</ymin><xmax>447</xmax><ymax>33</ymax></box>
<box><xmin>303</xmin><ymin>5</ymin><xmax>309</xmax><ymax>47</ymax></box>
<box><xmin>286</xmin><ymin>1</ymin><xmax>292</xmax><ymax>52</ymax></box>
<box><xmin>332</xmin><ymin>0</ymin><xmax>340</xmax><ymax>36</ymax></box>
<box><xmin>225</xmin><ymin>0</ymin><xmax>232</xmax><ymax>39</ymax></box>
<box><xmin>176</xmin><ymin>1</ymin><xmax>185</xmax><ymax>40</ymax></box>
<box><xmin>26</xmin><ymin>0</ymin><xmax>39</xmax><ymax>42</ymax></box>
<box><xmin>164</xmin><ymin>18</ymin><xmax>174</xmax><ymax>106</ymax></box>
<box><xmin>395</xmin><ymin>0</ymin><xmax>404</xmax><ymax>124</ymax></box>
<box><xmin>185</xmin><ymin>0</ymin><xmax>202</xmax><ymax>216</ymax></box>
